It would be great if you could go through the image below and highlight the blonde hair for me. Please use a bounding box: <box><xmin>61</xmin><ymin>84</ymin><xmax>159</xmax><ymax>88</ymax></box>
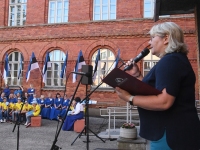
<box><xmin>149</xmin><ymin>22</ymin><xmax>188</xmax><ymax>56</ymax></box>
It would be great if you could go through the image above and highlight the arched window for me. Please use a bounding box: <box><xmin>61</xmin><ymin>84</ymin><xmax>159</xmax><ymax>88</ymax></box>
<box><xmin>143</xmin><ymin>51</ymin><xmax>160</xmax><ymax>76</ymax></box>
<box><xmin>8</xmin><ymin>51</ymin><xmax>24</xmax><ymax>85</ymax></box>
<box><xmin>45</xmin><ymin>50</ymin><xmax>66</xmax><ymax>87</ymax></box>
<box><xmin>91</xmin><ymin>48</ymin><xmax>115</xmax><ymax>88</ymax></box>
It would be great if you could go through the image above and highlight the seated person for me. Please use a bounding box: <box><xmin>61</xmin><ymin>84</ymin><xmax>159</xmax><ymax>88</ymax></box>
<box><xmin>11</xmin><ymin>97</ymin><xmax>23</xmax><ymax>123</ymax></box>
<box><xmin>37</xmin><ymin>95</ymin><xmax>45</xmax><ymax>114</ymax></box>
<box><xmin>62</xmin><ymin>97</ymin><xmax>84</xmax><ymax>131</ymax></box>
<box><xmin>25</xmin><ymin>100</ymin><xmax>41</xmax><ymax>127</ymax></box>
<box><xmin>41</xmin><ymin>93</ymin><xmax>54</xmax><ymax>119</ymax></box>
<box><xmin>0</xmin><ymin>97</ymin><xmax>9</xmax><ymax>123</ymax></box>
<box><xmin>49</xmin><ymin>93</ymin><xmax>63</xmax><ymax>120</ymax></box>
<box><xmin>57</xmin><ymin>94</ymin><xmax>71</xmax><ymax>120</ymax></box>
<box><xmin>21</xmin><ymin>101</ymin><xmax>33</xmax><ymax>124</ymax></box>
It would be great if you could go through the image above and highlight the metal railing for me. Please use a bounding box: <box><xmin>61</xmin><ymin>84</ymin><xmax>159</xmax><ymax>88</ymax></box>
<box><xmin>99</xmin><ymin>102</ymin><xmax>139</xmax><ymax>138</ymax></box>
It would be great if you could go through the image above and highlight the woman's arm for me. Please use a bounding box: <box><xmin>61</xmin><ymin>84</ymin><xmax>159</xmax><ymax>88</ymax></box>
<box><xmin>116</xmin><ymin>87</ymin><xmax>175</xmax><ymax>111</ymax></box>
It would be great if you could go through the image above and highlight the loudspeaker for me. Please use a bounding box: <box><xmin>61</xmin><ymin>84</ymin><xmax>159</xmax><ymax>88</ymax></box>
<box><xmin>81</xmin><ymin>65</ymin><xmax>93</xmax><ymax>85</ymax></box>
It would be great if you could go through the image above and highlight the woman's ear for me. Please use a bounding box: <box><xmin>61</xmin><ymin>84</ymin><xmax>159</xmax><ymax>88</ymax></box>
<box><xmin>163</xmin><ymin>35</ymin><xmax>169</xmax><ymax>45</ymax></box>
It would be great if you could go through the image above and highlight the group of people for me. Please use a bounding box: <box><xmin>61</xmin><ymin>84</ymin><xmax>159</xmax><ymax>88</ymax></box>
<box><xmin>0</xmin><ymin>84</ymin><xmax>85</xmax><ymax>130</ymax></box>
<box><xmin>0</xmin><ymin>84</ymin><xmax>40</xmax><ymax>127</ymax></box>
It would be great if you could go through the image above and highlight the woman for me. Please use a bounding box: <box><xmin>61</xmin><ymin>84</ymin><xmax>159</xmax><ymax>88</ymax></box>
<box><xmin>62</xmin><ymin>97</ymin><xmax>84</xmax><ymax>131</ymax></box>
<box><xmin>41</xmin><ymin>93</ymin><xmax>54</xmax><ymax>119</ymax></box>
<box><xmin>49</xmin><ymin>93</ymin><xmax>63</xmax><ymax>120</ymax></box>
<box><xmin>27</xmin><ymin>84</ymin><xmax>35</xmax><ymax>100</ymax></box>
<box><xmin>57</xmin><ymin>94</ymin><xmax>71</xmax><ymax>120</ymax></box>
<box><xmin>37</xmin><ymin>95</ymin><xmax>45</xmax><ymax>115</ymax></box>
<box><xmin>115</xmin><ymin>22</ymin><xmax>200</xmax><ymax>149</ymax></box>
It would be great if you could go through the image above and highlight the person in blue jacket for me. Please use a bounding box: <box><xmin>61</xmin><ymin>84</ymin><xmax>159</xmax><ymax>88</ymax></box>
<box><xmin>115</xmin><ymin>22</ymin><xmax>200</xmax><ymax>150</ymax></box>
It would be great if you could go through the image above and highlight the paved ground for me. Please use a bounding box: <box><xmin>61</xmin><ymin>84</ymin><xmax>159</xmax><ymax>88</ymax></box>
<box><xmin>0</xmin><ymin>117</ymin><xmax>126</xmax><ymax>150</ymax></box>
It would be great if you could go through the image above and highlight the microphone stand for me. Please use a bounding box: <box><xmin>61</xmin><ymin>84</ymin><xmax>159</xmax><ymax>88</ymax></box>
<box><xmin>12</xmin><ymin>97</ymin><xmax>25</xmax><ymax>150</ymax></box>
<box><xmin>50</xmin><ymin>58</ymin><xmax>125</xmax><ymax>150</ymax></box>
<box><xmin>50</xmin><ymin>74</ymin><xmax>83</xmax><ymax>150</ymax></box>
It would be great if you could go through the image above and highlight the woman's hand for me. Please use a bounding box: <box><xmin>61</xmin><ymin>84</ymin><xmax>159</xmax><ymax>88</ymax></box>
<box><xmin>115</xmin><ymin>87</ymin><xmax>131</xmax><ymax>102</ymax></box>
<box><xmin>125</xmin><ymin>60</ymin><xmax>141</xmax><ymax>78</ymax></box>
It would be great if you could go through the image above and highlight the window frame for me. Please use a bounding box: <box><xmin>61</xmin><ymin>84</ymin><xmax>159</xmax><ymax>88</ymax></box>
<box><xmin>93</xmin><ymin>0</ymin><xmax>117</xmax><ymax>21</ymax></box>
<box><xmin>48</xmin><ymin>0</ymin><xmax>69</xmax><ymax>24</ymax></box>
<box><xmin>7</xmin><ymin>51</ymin><xmax>24</xmax><ymax>86</ymax></box>
<box><xmin>143</xmin><ymin>52</ymin><xmax>159</xmax><ymax>76</ymax></box>
<box><xmin>8</xmin><ymin>0</ymin><xmax>27</xmax><ymax>26</ymax></box>
<box><xmin>44</xmin><ymin>50</ymin><xmax>66</xmax><ymax>87</ymax></box>
<box><xmin>91</xmin><ymin>48</ymin><xmax>116</xmax><ymax>89</ymax></box>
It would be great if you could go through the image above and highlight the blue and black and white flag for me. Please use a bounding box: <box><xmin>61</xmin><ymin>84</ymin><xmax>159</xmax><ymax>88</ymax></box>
<box><xmin>17</xmin><ymin>53</ymin><xmax>23</xmax><ymax>80</ymax></box>
<box><xmin>3</xmin><ymin>53</ymin><xmax>9</xmax><ymax>81</ymax></box>
<box><xmin>72</xmin><ymin>50</ymin><xmax>86</xmax><ymax>83</ymax></box>
<box><xmin>92</xmin><ymin>49</ymin><xmax>100</xmax><ymax>81</ymax></box>
<box><xmin>113</xmin><ymin>49</ymin><xmax>120</xmax><ymax>68</ymax></box>
<box><xmin>60</xmin><ymin>52</ymin><xmax>68</xmax><ymax>79</ymax></box>
<box><xmin>26</xmin><ymin>52</ymin><xmax>40</xmax><ymax>82</ymax></box>
<box><xmin>42</xmin><ymin>51</ymin><xmax>51</xmax><ymax>83</ymax></box>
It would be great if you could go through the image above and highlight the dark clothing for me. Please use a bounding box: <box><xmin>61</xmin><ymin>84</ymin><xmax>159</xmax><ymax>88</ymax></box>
<box><xmin>139</xmin><ymin>52</ymin><xmax>200</xmax><ymax>149</ymax></box>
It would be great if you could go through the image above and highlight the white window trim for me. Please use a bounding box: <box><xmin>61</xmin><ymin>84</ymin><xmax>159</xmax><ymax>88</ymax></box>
<box><xmin>48</xmin><ymin>0</ymin><xmax>69</xmax><ymax>23</ymax></box>
<box><xmin>8</xmin><ymin>51</ymin><xmax>23</xmax><ymax>86</ymax></box>
<box><xmin>45</xmin><ymin>50</ymin><xmax>66</xmax><ymax>87</ymax></box>
<box><xmin>93</xmin><ymin>0</ymin><xmax>117</xmax><ymax>21</ymax></box>
<box><xmin>8</xmin><ymin>0</ymin><xmax>27</xmax><ymax>26</ymax></box>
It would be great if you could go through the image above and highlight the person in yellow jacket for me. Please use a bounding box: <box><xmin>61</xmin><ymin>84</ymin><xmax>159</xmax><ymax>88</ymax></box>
<box><xmin>25</xmin><ymin>100</ymin><xmax>41</xmax><ymax>127</ymax></box>
<box><xmin>11</xmin><ymin>97</ymin><xmax>23</xmax><ymax>122</ymax></box>
<box><xmin>21</xmin><ymin>101</ymin><xmax>33</xmax><ymax>123</ymax></box>
<box><xmin>0</xmin><ymin>97</ymin><xmax>9</xmax><ymax>123</ymax></box>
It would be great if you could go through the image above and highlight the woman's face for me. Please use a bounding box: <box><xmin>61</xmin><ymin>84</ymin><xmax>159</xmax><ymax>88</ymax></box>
<box><xmin>148</xmin><ymin>34</ymin><xmax>168</xmax><ymax>57</ymax></box>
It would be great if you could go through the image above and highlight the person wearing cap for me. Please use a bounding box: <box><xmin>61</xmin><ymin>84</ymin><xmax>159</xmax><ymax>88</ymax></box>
<box><xmin>11</xmin><ymin>97</ymin><xmax>23</xmax><ymax>123</ymax></box>
<box><xmin>62</xmin><ymin>97</ymin><xmax>84</xmax><ymax>131</ymax></box>
<box><xmin>21</xmin><ymin>101</ymin><xmax>33</xmax><ymax>124</ymax></box>
<box><xmin>0</xmin><ymin>97</ymin><xmax>9</xmax><ymax>123</ymax></box>
<box><xmin>25</xmin><ymin>99</ymin><xmax>40</xmax><ymax>127</ymax></box>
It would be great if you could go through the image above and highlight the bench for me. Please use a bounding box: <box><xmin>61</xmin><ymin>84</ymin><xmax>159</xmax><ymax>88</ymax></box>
<box><xmin>31</xmin><ymin>115</ymin><xmax>42</xmax><ymax>127</ymax></box>
<box><xmin>74</xmin><ymin>119</ymin><xmax>85</xmax><ymax>133</ymax></box>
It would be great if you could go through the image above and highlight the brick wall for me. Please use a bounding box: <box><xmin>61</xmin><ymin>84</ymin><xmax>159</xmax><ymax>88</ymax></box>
<box><xmin>0</xmin><ymin>0</ymin><xmax>198</xmax><ymax>105</ymax></box>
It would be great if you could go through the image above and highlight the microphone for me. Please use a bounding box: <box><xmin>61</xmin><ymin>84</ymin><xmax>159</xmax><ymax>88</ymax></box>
<box><xmin>72</xmin><ymin>72</ymin><xmax>92</xmax><ymax>77</ymax></box>
<box><xmin>123</xmin><ymin>46</ymin><xmax>150</xmax><ymax>71</ymax></box>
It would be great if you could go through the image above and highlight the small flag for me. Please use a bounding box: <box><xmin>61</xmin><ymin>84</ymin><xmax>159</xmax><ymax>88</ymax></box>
<box><xmin>60</xmin><ymin>52</ymin><xmax>68</xmax><ymax>79</ymax></box>
<box><xmin>26</xmin><ymin>52</ymin><xmax>40</xmax><ymax>82</ymax></box>
<box><xmin>17</xmin><ymin>53</ymin><xmax>23</xmax><ymax>80</ymax></box>
<box><xmin>3</xmin><ymin>53</ymin><xmax>9</xmax><ymax>81</ymax></box>
<box><xmin>113</xmin><ymin>49</ymin><xmax>120</xmax><ymax>68</ymax></box>
<box><xmin>72</xmin><ymin>50</ymin><xmax>86</xmax><ymax>83</ymax></box>
<box><xmin>92</xmin><ymin>49</ymin><xmax>100</xmax><ymax>81</ymax></box>
<box><xmin>42</xmin><ymin>52</ymin><xmax>51</xmax><ymax>83</ymax></box>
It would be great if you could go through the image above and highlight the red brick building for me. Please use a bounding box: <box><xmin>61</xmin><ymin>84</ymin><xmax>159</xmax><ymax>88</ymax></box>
<box><xmin>0</xmin><ymin>0</ymin><xmax>198</xmax><ymax>107</ymax></box>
